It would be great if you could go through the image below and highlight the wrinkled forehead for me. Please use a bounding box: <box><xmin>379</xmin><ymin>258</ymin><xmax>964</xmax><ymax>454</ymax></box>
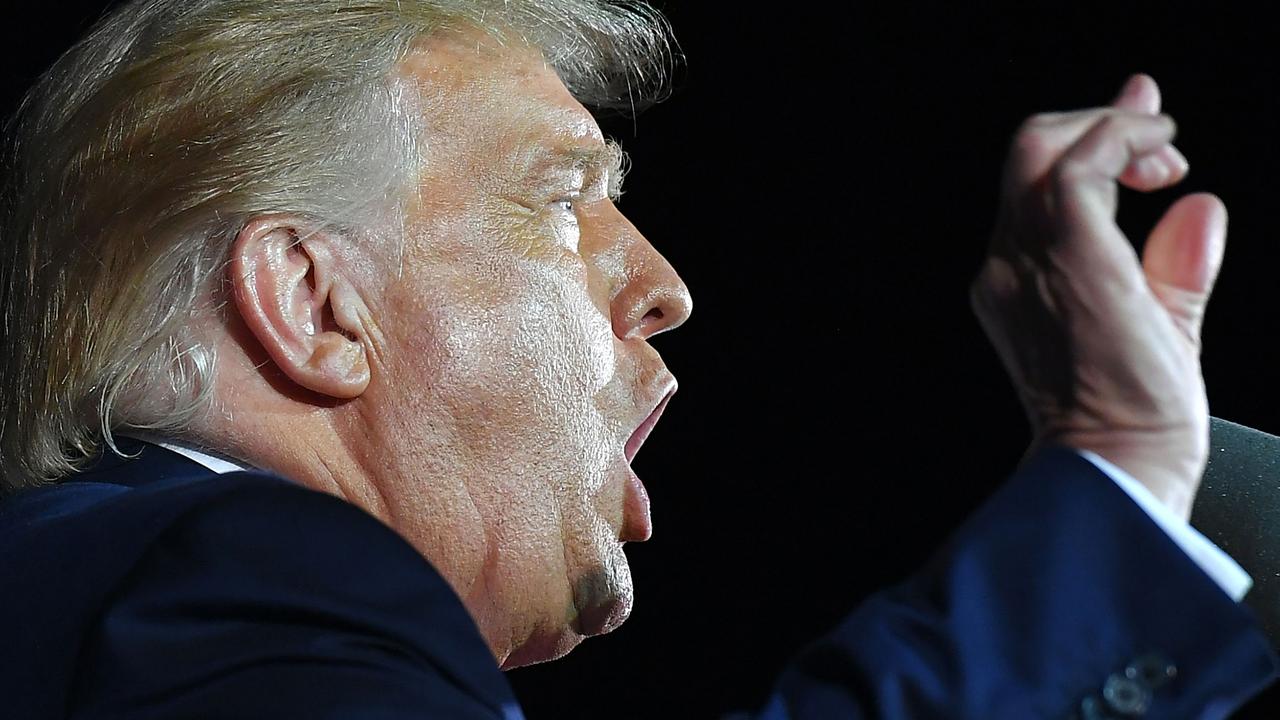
<box><xmin>396</xmin><ymin>28</ymin><xmax>605</xmax><ymax>164</ymax></box>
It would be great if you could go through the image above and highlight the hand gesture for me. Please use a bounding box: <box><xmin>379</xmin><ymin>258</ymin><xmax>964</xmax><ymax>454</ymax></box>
<box><xmin>971</xmin><ymin>74</ymin><xmax>1226</xmax><ymax>520</ymax></box>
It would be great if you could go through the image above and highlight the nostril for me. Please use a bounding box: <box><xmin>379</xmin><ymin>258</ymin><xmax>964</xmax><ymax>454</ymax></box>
<box><xmin>639</xmin><ymin>307</ymin><xmax>666</xmax><ymax>334</ymax></box>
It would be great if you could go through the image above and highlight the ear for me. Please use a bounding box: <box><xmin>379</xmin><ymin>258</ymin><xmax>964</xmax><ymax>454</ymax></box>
<box><xmin>230</xmin><ymin>216</ymin><xmax>372</xmax><ymax>400</ymax></box>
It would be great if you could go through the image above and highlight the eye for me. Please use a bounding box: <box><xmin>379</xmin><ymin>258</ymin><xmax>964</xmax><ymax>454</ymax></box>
<box><xmin>551</xmin><ymin>197</ymin><xmax>577</xmax><ymax>215</ymax></box>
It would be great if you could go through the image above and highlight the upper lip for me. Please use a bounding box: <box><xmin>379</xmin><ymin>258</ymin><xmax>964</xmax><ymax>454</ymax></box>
<box><xmin>625</xmin><ymin>378</ymin><xmax>677</xmax><ymax>463</ymax></box>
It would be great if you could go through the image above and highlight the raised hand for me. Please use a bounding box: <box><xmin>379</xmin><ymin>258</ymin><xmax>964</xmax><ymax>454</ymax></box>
<box><xmin>971</xmin><ymin>74</ymin><xmax>1226</xmax><ymax>520</ymax></box>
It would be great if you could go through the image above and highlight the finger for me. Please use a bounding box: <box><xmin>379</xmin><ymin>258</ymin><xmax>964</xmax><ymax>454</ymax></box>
<box><xmin>1111</xmin><ymin>73</ymin><xmax>1161</xmax><ymax>115</ymax></box>
<box><xmin>1005</xmin><ymin>75</ymin><xmax>1162</xmax><ymax>190</ymax></box>
<box><xmin>1119</xmin><ymin>144</ymin><xmax>1189</xmax><ymax>191</ymax></box>
<box><xmin>1143</xmin><ymin>193</ymin><xmax>1227</xmax><ymax>340</ymax></box>
<box><xmin>1019</xmin><ymin>73</ymin><xmax>1164</xmax><ymax>146</ymax></box>
<box><xmin>1054</xmin><ymin>113</ymin><xmax>1177</xmax><ymax>221</ymax></box>
<box><xmin>1111</xmin><ymin>74</ymin><xmax>1180</xmax><ymax>189</ymax></box>
<box><xmin>1050</xmin><ymin>113</ymin><xmax>1178</xmax><ymax>278</ymax></box>
<box><xmin>1007</xmin><ymin>109</ymin><xmax>1177</xmax><ymax>190</ymax></box>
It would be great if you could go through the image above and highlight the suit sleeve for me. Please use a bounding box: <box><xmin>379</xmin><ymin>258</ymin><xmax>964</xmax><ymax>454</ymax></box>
<box><xmin>745</xmin><ymin>446</ymin><xmax>1278</xmax><ymax>719</ymax></box>
<box><xmin>66</xmin><ymin>476</ymin><xmax>524</xmax><ymax>720</ymax></box>
<box><xmin>1079</xmin><ymin>448</ymin><xmax>1252</xmax><ymax>601</ymax></box>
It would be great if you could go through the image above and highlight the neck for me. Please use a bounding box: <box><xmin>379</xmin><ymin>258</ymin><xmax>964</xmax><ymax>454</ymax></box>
<box><xmin>184</xmin><ymin>343</ymin><xmax>393</xmax><ymax>525</ymax></box>
<box><xmin>188</xmin><ymin>319</ymin><xmax>497</xmax><ymax>659</ymax></box>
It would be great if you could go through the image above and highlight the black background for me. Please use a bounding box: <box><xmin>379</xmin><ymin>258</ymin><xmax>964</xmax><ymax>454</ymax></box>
<box><xmin>6</xmin><ymin>2</ymin><xmax>1280</xmax><ymax>717</ymax></box>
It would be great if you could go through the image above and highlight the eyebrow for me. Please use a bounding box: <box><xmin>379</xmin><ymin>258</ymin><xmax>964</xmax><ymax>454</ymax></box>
<box><xmin>536</xmin><ymin>139</ymin><xmax>630</xmax><ymax>199</ymax></box>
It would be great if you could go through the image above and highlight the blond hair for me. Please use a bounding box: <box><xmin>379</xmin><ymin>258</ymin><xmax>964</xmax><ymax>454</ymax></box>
<box><xmin>0</xmin><ymin>0</ymin><xmax>674</xmax><ymax>493</ymax></box>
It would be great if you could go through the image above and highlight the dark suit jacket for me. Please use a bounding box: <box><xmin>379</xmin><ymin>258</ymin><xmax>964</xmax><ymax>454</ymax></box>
<box><xmin>0</xmin><ymin>440</ymin><xmax>1275</xmax><ymax>718</ymax></box>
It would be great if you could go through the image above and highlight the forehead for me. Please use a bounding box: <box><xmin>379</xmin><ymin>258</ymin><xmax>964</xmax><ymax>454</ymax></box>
<box><xmin>397</xmin><ymin>30</ymin><xmax>605</xmax><ymax>165</ymax></box>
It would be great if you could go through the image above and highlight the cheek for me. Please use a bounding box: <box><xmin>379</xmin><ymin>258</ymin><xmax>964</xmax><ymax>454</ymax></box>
<box><xmin>403</xmin><ymin>197</ymin><xmax>618</xmax><ymax>400</ymax></box>
<box><xmin>434</xmin><ymin>254</ymin><xmax>616</xmax><ymax>413</ymax></box>
<box><xmin>526</xmin><ymin>274</ymin><xmax>617</xmax><ymax>395</ymax></box>
<box><xmin>382</xmin><ymin>243</ymin><xmax>635</xmax><ymax>651</ymax></box>
<box><xmin>387</xmin><ymin>250</ymin><xmax>622</xmax><ymax>515</ymax></box>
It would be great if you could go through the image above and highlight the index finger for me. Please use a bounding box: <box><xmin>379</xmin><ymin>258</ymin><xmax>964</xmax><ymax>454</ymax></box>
<box><xmin>1050</xmin><ymin>112</ymin><xmax>1178</xmax><ymax>286</ymax></box>
<box><xmin>1111</xmin><ymin>73</ymin><xmax>1161</xmax><ymax>115</ymax></box>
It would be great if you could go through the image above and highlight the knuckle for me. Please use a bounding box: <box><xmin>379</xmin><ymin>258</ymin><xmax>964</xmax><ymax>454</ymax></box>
<box><xmin>1012</xmin><ymin>122</ymin><xmax>1053</xmax><ymax>160</ymax></box>
<box><xmin>1049</xmin><ymin>157</ymin><xmax>1089</xmax><ymax>191</ymax></box>
<box><xmin>1020</xmin><ymin>112</ymin><xmax>1058</xmax><ymax>131</ymax></box>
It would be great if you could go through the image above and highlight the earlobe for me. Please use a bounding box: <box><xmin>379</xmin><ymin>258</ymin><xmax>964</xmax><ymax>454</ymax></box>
<box><xmin>230</xmin><ymin>216</ymin><xmax>372</xmax><ymax>400</ymax></box>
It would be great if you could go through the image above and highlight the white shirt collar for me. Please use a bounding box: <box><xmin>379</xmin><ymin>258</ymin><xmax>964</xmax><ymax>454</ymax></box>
<box><xmin>118</xmin><ymin>432</ymin><xmax>249</xmax><ymax>475</ymax></box>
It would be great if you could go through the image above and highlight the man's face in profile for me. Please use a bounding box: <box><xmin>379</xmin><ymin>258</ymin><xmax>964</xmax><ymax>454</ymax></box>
<box><xmin>349</xmin><ymin>31</ymin><xmax>691</xmax><ymax>667</ymax></box>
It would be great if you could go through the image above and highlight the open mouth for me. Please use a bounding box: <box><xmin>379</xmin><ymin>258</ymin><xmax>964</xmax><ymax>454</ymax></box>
<box><xmin>625</xmin><ymin>387</ymin><xmax>675</xmax><ymax>463</ymax></box>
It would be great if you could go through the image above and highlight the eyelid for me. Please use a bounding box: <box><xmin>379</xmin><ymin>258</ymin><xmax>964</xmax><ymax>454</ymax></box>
<box><xmin>554</xmin><ymin>190</ymin><xmax>582</xmax><ymax>209</ymax></box>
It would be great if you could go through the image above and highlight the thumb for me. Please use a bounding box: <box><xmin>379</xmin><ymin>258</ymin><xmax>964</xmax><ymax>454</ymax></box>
<box><xmin>1142</xmin><ymin>192</ymin><xmax>1227</xmax><ymax>342</ymax></box>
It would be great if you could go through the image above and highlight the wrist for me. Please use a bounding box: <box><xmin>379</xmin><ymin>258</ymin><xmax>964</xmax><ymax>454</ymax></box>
<box><xmin>1036</xmin><ymin>428</ymin><xmax>1207</xmax><ymax>521</ymax></box>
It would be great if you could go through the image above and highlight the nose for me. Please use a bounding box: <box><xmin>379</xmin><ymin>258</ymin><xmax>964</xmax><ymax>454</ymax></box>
<box><xmin>610</xmin><ymin>236</ymin><xmax>692</xmax><ymax>341</ymax></box>
<box><xmin>581</xmin><ymin>201</ymin><xmax>692</xmax><ymax>341</ymax></box>
<box><xmin>614</xmin><ymin>268</ymin><xmax>691</xmax><ymax>341</ymax></box>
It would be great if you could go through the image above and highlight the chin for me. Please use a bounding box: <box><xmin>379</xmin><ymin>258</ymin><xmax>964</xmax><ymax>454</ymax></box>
<box><xmin>499</xmin><ymin>591</ymin><xmax>634</xmax><ymax>669</ymax></box>
<box><xmin>501</xmin><ymin>627</ymin><xmax>585</xmax><ymax>669</ymax></box>
<box><xmin>575</xmin><ymin>588</ymin><xmax>633</xmax><ymax>637</ymax></box>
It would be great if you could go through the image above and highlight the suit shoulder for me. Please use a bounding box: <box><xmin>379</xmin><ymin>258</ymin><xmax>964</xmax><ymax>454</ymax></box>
<box><xmin>68</xmin><ymin>472</ymin><xmax>518</xmax><ymax>718</ymax></box>
<box><xmin>113</xmin><ymin>471</ymin><xmax>477</xmax><ymax>644</ymax></box>
<box><xmin>146</xmin><ymin>472</ymin><xmax>459</xmax><ymax>614</ymax></box>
